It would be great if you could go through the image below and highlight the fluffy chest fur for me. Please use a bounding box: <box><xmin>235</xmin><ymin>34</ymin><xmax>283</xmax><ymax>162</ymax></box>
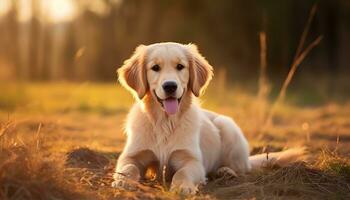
<box><xmin>124</xmin><ymin>102</ymin><xmax>202</xmax><ymax>167</ymax></box>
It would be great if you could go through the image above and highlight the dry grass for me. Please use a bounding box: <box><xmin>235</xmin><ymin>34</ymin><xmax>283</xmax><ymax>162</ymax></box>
<box><xmin>263</xmin><ymin>4</ymin><xmax>323</xmax><ymax>132</ymax></box>
<box><xmin>0</xmin><ymin>121</ymin><xmax>90</xmax><ymax>200</ymax></box>
<box><xmin>0</xmin><ymin>82</ymin><xmax>350</xmax><ymax>200</ymax></box>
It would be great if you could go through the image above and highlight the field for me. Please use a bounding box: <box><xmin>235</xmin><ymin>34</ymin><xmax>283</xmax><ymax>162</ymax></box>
<box><xmin>1</xmin><ymin>82</ymin><xmax>350</xmax><ymax>200</ymax></box>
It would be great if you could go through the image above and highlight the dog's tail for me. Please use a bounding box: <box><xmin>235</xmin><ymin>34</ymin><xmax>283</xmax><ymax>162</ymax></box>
<box><xmin>249</xmin><ymin>147</ymin><xmax>307</xmax><ymax>170</ymax></box>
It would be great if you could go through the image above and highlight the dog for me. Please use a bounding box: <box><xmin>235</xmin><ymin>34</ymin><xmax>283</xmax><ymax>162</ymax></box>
<box><xmin>112</xmin><ymin>42</ymin><xmax>305</xmax><ymax>194</ymax></box>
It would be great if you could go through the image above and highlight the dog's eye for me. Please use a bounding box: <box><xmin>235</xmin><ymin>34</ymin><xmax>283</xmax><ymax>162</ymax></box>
<box><xmin>176</xmin><ymin>64</ymin><xmax>185</xmax><ymax>71</ymax></box>
<box><xmin>151</xmin><ymin>65</ymin><xmax>160</xmax><ymax>72</ymax></box>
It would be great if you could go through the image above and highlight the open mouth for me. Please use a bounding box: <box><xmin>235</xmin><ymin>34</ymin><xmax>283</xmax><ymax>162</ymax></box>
<box><xmin>154</xmin><ymin>90</ymin><xmax>183</xmax><ymax>115</ymax></box>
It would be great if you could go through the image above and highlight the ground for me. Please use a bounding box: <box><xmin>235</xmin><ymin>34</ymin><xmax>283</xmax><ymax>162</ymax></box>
<box><xmin>0</xmin><ymin>82</ymin><xmax>349</xmax><ymax>200</ymax></box>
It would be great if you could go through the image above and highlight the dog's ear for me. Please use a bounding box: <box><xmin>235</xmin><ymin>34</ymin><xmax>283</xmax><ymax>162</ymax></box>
<box><xmin>117</xmin><ymin>45</ymin><xmax>148</xmax><ymax>99</ymax></box>
<box><xmin>187</xmin><ymin>44</ymin><xmax>213</xmax><ymax>97</ymax></box>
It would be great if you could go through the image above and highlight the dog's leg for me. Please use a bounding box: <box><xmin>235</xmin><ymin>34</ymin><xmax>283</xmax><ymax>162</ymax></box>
<box><xmin>112</xmin><ymin>156</ymin><xmax>140</xmax><ymax>190</ymax></box>
<box><xmin>112</xmin><ymin>150</ymin><xmax>157</xmax><ymax>190</ymax></box>
<box><xmin>168</xmin><ymin>150</ymin><xmax>206</xmax><ymax>195</ymax></box>
<box><xmin>213</xmin><ymin>116</ymin><xmax>251</xmax><ymax>173</ymax></box>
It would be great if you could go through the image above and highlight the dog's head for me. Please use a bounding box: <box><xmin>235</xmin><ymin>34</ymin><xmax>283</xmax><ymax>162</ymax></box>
<box><xmin>118</xmin><ymin>42</ymin><xmax>213</xmax><ymax>115</ymax></box>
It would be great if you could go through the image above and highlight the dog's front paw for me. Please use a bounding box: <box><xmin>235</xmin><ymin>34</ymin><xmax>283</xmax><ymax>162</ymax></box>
<box><xmin>111</xmin><ymin>178</ymin><xmax>138</xmax><ymax>190</ymax></box>
<box><xmin>112</xmin><ymin>173</ymin><xmax>138</xmax><ymax>190</ymax></box>
<box><xmin>170</xmin><ymin>181</ymin><xmax>198</xmax><ymax>195</ymax></box>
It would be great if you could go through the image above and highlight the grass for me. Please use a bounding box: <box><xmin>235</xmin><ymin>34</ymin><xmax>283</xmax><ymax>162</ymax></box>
<box><xmin>0</xmin><ymin>82</ymin><xmax>350</xmax><ymax>200</ymax></box>
<box><xmin>0</xmin><ymin>82</ymin><xmax>132</xmax><ymax>114</ymax></box>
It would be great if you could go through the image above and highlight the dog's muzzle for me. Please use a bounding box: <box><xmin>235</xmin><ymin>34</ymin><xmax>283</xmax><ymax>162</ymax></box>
<box><xmin>154</xmin><ymin>88</ymin><xmax>184</xmax><ymax>115</ymax></box>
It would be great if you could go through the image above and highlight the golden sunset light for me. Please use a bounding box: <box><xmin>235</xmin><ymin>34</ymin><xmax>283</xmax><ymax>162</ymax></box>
<box><xmin>42</xmin><ymin>0</ymin><xmax>76</xmax><ymax>23</ymax></box>
<box><xmin>0</xmin><ymin>1</ymin><xmax>349</xmax><ymax>200</ymax></box>
<box><xmin>0</xmin><ymin>0</ymin><xmax>11</xmax><ymax>17</ymax></box>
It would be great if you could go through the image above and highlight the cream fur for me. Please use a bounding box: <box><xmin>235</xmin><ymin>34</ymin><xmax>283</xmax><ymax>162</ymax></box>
<box><xmin>112</xmin><ymin>42</ymin><xmax>306</xmax><ymax>195</ymax></box>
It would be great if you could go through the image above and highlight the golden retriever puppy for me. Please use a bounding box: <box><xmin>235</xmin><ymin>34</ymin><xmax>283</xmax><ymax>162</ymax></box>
<box><xmin>112</xmin><ymin>42</ymin><xmax>305</xmax><ymax>194</ymax></box>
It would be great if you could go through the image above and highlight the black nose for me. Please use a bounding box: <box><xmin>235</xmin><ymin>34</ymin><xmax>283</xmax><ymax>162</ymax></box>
<box><xmin>162</xmin><ymin>81</ymin><xmax>178</xmax><ymax>95</ymax></box>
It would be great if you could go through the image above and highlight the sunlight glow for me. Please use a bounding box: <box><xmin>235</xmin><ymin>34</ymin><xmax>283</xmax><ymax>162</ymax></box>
<box><xmin>0</xmin><ymin>0</ymin><xmax>11</xmax><ymax>18</ymax></box>
<box><xmin>17</xmin><ymin>0</ymin><xmax>32</xmax><ymax>22</ymax></box>
<box><xmin>42</xmin><ymin>0</ymin><xmax>76</xmax><ymax>23</ymax></box>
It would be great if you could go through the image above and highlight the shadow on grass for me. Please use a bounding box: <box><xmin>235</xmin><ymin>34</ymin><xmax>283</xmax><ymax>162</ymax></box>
<box><xmin>204</xmin><ymin>162</ymin><xmax>350</xmax><ymax>200</ymax></box>
<box><xmin>66</xmin><ymin>147</ymin><xmax>120</xmax><ymax>170</ymax></box>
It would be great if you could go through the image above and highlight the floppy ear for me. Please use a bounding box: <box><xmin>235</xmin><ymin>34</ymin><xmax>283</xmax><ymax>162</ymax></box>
<box><xmin>117</xmin><ymin>45</ymin><xmax>148</xmax><ymax>99</ymax></box>
<box><xmin>187</xmin><ymin>44</ymin><xmax>214</xmax><ymax>97</ymax></box>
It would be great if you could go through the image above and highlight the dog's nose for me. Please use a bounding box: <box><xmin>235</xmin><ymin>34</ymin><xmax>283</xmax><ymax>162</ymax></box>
<box><xmin>162</xmin><ymin>81</ymin><xmax>178</xmax><ymax>95</ymax></box>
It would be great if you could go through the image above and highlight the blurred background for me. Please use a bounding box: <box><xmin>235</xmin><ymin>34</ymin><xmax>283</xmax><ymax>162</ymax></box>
<box><xmin>0</xmin><ymin>0</ymin><xmax>349</xmax><ymax>102</ymax></box>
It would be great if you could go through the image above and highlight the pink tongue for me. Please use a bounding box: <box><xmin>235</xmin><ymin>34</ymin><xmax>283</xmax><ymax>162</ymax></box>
<box><xmin>163</xmin><ymin>98</ymin><xmax>178</xmax><ymax>115</ymax></box>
